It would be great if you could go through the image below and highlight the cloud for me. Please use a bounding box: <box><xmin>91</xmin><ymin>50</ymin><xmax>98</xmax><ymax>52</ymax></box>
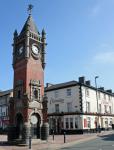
<box><xmin>94</xmin><ymin>51</ymin><xmax>114</xmax><ymax>64</ymax></box>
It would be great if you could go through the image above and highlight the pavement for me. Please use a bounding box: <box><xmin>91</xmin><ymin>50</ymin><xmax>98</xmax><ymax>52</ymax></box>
<box><xmin>0</xmin><ymin>130</ymin><xmax>113</xmax><ymax>150</ymax></box>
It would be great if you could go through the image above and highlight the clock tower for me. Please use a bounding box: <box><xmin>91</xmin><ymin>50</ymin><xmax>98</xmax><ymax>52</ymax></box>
<box><xmin>8</xmin><ymin>6</ymin><xmax>48</xmax><ymax>143</ymax></box>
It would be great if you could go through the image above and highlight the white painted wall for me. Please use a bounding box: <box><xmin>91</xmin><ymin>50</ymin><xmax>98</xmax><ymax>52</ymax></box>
<box><xmin>47</xmin><ymin>86</ymin><xmax>80</xmax><ymax>114</ymax></box>
<box><xmin>46</xmin><ymin>84</ymin><xmax>114</xmax><ymax>130</ymax></box>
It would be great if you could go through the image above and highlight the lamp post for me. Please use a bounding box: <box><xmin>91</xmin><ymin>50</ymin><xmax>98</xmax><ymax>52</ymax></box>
<box><xmin>95</xmin><ymin>76</ymin><xmax>99</xmax><ymax>130</ymax></box>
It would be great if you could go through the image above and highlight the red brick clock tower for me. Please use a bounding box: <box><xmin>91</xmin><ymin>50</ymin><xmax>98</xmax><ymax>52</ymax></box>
<box><xmin>8</xmin><ymin>6</ymin><xmax>48</xmax><ymax>143</ymax></box>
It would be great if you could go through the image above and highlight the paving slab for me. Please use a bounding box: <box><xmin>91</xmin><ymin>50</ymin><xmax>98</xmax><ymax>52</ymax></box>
<box><xmin>0</xmin><ymin>130</ymin><xmax>113</xmax><ymax>150</ymax></box>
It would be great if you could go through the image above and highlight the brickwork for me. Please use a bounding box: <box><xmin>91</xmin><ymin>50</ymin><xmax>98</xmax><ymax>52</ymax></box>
<box><xmin>8</xmin><ymin>14</ymin><xmax>48</xmax><ymax>143</ymax></box>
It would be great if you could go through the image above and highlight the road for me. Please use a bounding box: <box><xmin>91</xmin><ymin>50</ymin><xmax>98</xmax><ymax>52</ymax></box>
<box><xmin>60</xmin><ymin>133</ymin><xmax>114</xmax><ymax>150</ymax></box>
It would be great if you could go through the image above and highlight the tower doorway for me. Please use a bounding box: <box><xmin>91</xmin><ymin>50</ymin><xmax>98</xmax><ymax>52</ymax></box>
<box><xmin>15</xmin><ymin>113</ymin><xmax>24</xmax><ymax>139</ymax></box>
<box><xmin>30</xmin><ymin>113</ymin><xmax>41</xmax><ymax>139</ymax></box>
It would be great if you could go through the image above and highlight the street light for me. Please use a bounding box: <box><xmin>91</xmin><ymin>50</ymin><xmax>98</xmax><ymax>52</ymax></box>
<box><xmin>95</xmin><ymin>76</ymin><xmax>99</xmax><ymax>130</ymax></box>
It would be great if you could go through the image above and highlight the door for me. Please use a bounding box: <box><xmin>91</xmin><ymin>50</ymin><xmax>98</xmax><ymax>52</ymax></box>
<box><xmin>31</xmin><ymin>113</ymin><xmax>41</xmax><ymax>139</ymax></box>
<box><xmin>15</xmin><ymin>113</ymin><xmax>23</xmax><ymax>139</ymax></box>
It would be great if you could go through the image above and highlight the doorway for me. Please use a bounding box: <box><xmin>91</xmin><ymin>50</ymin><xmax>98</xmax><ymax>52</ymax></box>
<box><xmin>30</xmin><ymin>113</ymin><xmax>41</xmax><ymax>139</ymax></box>
<box><xmin>15</xmin><ymin>113</ymin><xmax>23</xmax><ymax>139</ymax></box>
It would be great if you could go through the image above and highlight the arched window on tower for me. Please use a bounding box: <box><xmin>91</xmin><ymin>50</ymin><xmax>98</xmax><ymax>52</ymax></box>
<box><xmin>17</xmin><ymin>90</ymin><xmax>21</xmax><ymax>99</ymax></box>
<box><xmin>34</xmin><ymin>89</ymin><xmax>38</xmax><ymax>99</ymax></box>
<box><xmin>30</xmin><ymin>80</ymin><xmax>41</xmax><ymax>101</ymax></box>
<box><xmin>33</xmin><ymin>88</ymin><xmax>41</xmax><ymax>101</ymax></box>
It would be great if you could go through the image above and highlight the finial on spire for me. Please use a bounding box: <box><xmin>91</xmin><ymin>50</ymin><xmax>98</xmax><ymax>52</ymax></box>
<box><xmin>27</xmin><ymin>4</ymin><xmax>33</xmax><ymax>15</ymax></box>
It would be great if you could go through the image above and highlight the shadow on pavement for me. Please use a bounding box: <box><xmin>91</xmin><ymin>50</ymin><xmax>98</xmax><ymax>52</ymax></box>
<box><xmin>0</xmin><ymin>141</ymin><xmax>11</xmax><ymax>146</ymax></box>
<box><xmin>0</xmin><ymin>141</ymin><xmax>27</xmax><ymax>147</ymax></box>
<box><xmin>99</xmin><ymin>133</ymin><xmax>114</xmax><ymax>141</ymax></box>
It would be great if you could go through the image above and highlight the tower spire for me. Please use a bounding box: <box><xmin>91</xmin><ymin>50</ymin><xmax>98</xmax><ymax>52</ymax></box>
<box><xmin>27</xmin><ymin>4</ymin><xmax>33</xmax><ymax>16</ymax></box>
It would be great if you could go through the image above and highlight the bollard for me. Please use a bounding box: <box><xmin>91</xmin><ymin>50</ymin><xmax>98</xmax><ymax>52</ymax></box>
<box><xmin>29</xmin><ymin>136</ymin><xmax>32</xmax><ymax>149</ymax></box>
<box><xmin>64</xmin><ymin>132</ymin><xmax>66</xmax><ymax>143</ymax></box>
<box><xmin>53</xmin><ymin>130</ymin><xmax>54</xmax><ymax>141</ymax></box>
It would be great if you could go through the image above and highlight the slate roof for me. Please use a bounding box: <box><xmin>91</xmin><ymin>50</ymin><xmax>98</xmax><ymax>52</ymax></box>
<box><xmin>0</xmin><ymin>91</ymin><xmax>2</xmax><ymax>96</ymax></box>
<box><xmin>20</xmin><ymin>15</ymin><xmax>39</xmax><ymax>35</ymax></box>
<box><xmin>0</xmin><ymin>89</ymin><xmax>13</xmax><ymax>96</ymax></box>
<box><xmin>45</xmin><ymin>81</ymin><xmax>78</xmax><ymax>91</ymax></box>
<box><xmin>45</xmin><ymin>80</ymin><xmax>114</xmax><ymax>96</ymax></box>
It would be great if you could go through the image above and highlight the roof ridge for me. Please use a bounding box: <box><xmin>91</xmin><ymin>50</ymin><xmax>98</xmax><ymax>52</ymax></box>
<box><xmin>45</xmin><ymin>80</ymin><xmax>78</xmax><ymax>91</ymax></box>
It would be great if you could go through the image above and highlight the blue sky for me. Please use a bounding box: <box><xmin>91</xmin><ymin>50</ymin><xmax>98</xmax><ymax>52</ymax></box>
<box><xmin>0</xmin><ymin>0</ymin><xmax>114</xmax><ymax>91</ymax></box>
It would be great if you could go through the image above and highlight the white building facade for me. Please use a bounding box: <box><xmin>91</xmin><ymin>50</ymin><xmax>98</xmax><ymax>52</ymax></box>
<box><xmin>45</xmin><ymin>77</ymin><xmax>114</xmax><ymax>134</ymax></box>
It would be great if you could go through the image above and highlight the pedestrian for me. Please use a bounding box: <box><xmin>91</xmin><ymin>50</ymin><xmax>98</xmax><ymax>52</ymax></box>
<box><xmin>98</xmin><ymin>124</ymin><xmax>101</xmax><ymax>133</ymax></box>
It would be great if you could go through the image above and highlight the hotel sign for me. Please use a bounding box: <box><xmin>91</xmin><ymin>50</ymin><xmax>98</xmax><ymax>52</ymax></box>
<box><xmin>50</xmin><ymin>98</ymin><xmax>64</xmax><ymax>103</ymax></box>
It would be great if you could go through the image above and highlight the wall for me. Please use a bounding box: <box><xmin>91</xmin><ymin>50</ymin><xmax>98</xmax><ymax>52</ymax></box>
<box><xmin>47</xmin><ymin>85</ymin><xmax>80</xmax><ymax>114</ymax></box>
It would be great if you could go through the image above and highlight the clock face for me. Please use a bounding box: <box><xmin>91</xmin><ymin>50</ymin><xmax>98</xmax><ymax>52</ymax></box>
<box><xmin>18</xmin><ymin>46</ymin><xmax>23</xmax><ymax>55</ymax></box>
<box><xmin>32</xmin><ymin>45</ymin><xmax>39</xmax><ymax>55</ymax></box>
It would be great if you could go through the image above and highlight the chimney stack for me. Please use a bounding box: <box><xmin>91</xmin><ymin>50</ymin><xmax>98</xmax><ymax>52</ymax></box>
<box><xmin>98</xmin><ymin>87</ymin><xmax>104</xmax><ymax>91</ymax></box>
<box><xmin>106</xmin><ymin>89</ymin><xmax>112</xmax><ymax>93</ymax></box>
<box><xmin>79</xmin><ymin>76</ymin><xmax>85</xmax><ymax>84</ymax></box>
<box><xmin>46</xmin><ymin>83</ymin><xmax>53</xmax><ymax>87</ymax></box>
<box><xmin>85</xmin><ymin>80</ymin><xmax>91</xmax><ymax>86</ymax></box>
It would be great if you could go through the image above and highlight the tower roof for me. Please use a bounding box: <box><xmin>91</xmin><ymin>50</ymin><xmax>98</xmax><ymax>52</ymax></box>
<box><xmin>20</xmin><ymin>15</ymin><xmax>39</xmax><ymax>35</ymax></box>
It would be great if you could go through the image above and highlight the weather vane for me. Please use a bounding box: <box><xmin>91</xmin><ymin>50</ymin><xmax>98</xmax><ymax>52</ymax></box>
<box><xmin>28</xmin><ymin>4</ymin><xmax>33</xmax><ymax>15</ymax></box>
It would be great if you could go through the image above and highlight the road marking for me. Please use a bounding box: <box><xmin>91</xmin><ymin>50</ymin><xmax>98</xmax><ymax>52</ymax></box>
<box><xmin>112</xmin><ymin>145</ymin><xmax>114</xmax><ymax>146</ymax></box>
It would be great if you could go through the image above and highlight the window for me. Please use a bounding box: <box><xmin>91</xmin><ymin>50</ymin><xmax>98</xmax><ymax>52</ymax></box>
<box><xmin>87</xmin><ymin>117</ymin><xmax>91</xmax><ymax>128</ymax></box>
<box><xmin>104</xmin><ymin>105</ymin><xmax>107</xmax><ymax>113</ymax></box>
<box><xmin>86</xmin><ymin>88</ymin><xmax>89</xmax><ymax>97</ymax></box>
<box><xmin>99</xmin><ymin>104</ymin><xmax>101</xmax><ymax>113</ymax></box>
<box><xmin>34</xmin><ymin>89</ymin><xmax>38</xmax><ymax>99</ymax></box>
<box><xmin>32</xmin><ymin>88</ymin><xmax>41</xmax><ymax>100</ymax></box>
<box><xmin>55</xmin><ymin>104</ymin><xmax>59</xmax><ymax>113</ymax></box>
<box><xmin>109</xmin><ymin>118</ymin><xmax>112</xmax><ymax>125</ymax></box>
<box><xmin>105</xmin><ymin>118</ymin><xmax>108</xmax><ymax>128</ymax></box>
<box><xmin>86</xmin><ymin>102</ymin><xmax>90</xmax><ymax>112</ymax></box>
<box><xmin>67</xmin><ymin>102</ymin><xmax>72</xmax><ymax>112</ymax></box>
<box><xmin>104</xmin><ymin>94</ymin><xmax>106</xmax><ymax>100</ymax></box>
<box><xmin>109</xmin><ymin>106</ymin><xmax>112</xmax><ymax>114</ymax></box>
<box><xmin>44</xmin><ymin>93</ymin><xmax>47</xmax><ymax>97</ymax></box>
<box><xmin>6</xmin><ymin>107</ymin><xmax>8</xmax><ymax>116</ymax></box>
<box><xmin>38</xmin><ymin>89</ymin><xmax>41</xmax><ymax>100</ymax></box>
<box><xmin>109</xmin><ymin>96</ymin><xmax>111</xmax><ymax>101</ymax></box>
<box><xmin>70</xmin><ymin>118</ymin><xmax>73</xmax><ymax>129</ymax></box>
<box><xmin>61</xmin><ymin>121</ymin><xmax>64</xmax><ymax>129</ymax></box>
<box><xmin>54</xmin><ymin>91</ymin><xmax>59</xmax><ymax>98</ymax></box>
<box><xmin>75</xmin><ymin>118</ymin><xmax>78</xmax><ymax>128</ymax></box>
<box><xmin>17</xmin><ymin>90</ymin><xmax>21</xmax><ymax>99</ymax></box>
<box><xmin>2</xmin><ymin>112</ymin><xmax>5</xmax><ymax>116</ymax></box>
<box><xmin>66</xmin><ymin>89</ymin><xmax>71</xmax><ymax>96</ymax></box>
<box><xmin>66</xmin><ymin>118</ymin><xmax>69</xmax><ymax>129</ymax></box>
<box><xmin>0</xmin><ymin>107</ymin><xmax>1</xmax><ymax>117</ymax></box>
